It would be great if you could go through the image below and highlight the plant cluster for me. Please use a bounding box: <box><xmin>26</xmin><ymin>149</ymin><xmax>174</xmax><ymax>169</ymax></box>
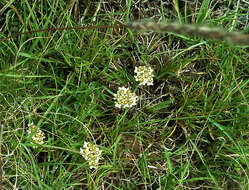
<box><xmin>80</xmin><ymin>142</ymin><xmax>102</xmax><ymax>169</ymax></box>
<box><xmin>27</xmin><ymin>123</ymin><xmax>46</xmax><ymax>147</ymax></box>
<box><xmin>114</xmin><ymin>66</ymin><xmax>154</xmax><ymax>108</ymax></box>
<box><xmin>1</xmin><ymin>0</ymin><xmax>249</xmax><ymax>189</ymax></box>
<box><xmin>26</xmin><ymin>66</ymin><xmax>154</xmax><ymax>168</ymax></box>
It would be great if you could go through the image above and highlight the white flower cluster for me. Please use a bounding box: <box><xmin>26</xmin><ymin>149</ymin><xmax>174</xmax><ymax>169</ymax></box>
<box><xmin>134</xmin><ymin>66</ymin><xmax>154</xmax><ymax>86</ymax></box>
<box><xmin>27</xmin><ymin>123</ymin><xmax>45</xmax><ymax>147</ymax></box>
<box><xmin>114</xmin><ymin>87</ymin><xmax>138</xmax><ymax>108</ymax></box>
<box><xmin>113</xmin><ymin>66</ymin><xmax>154</xmax><ymax>109</ymax></box>
<box><xmin>80</xmin><ymin>142</ymin><xmax>102</xmax><ymax>169</ymax></box>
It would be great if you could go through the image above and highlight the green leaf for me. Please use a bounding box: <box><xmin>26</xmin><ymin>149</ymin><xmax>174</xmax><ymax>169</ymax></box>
<box><xmin>148</xmin><ymin>98</ymin><xmax>174</xmax><ymax>112</ymax></box>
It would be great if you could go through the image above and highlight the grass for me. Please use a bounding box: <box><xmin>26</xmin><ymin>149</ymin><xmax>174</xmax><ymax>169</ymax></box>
<box><xmin>0</xmin><ymin>0</ymin><xmax>249</xmax><ymax>189</ymax></box>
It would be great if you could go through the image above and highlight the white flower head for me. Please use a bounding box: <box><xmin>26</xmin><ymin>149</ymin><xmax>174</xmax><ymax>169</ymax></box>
<box><xmin>114</xmin><ymin>87</ymin><xmax>138</xmax><ymax>109</ymax></box>
<box><xmin>80</xmin><ymin>142</ymin><xmax>102</xmax><ymax>169</ymax></box>
<box><xmin>27</xmin><ymin>123</ymin><xmax>45</xmax><ymax>147</ymax></box>
<box><xmin>134</xmin><ymin>66</ymin><xmax>154</xmax><ymax>86</ymax></box>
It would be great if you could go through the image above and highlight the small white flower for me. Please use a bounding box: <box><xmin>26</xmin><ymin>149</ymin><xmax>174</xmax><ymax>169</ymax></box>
<box><xmin>80</xmin><ymin>142</ymin><xmax>102</xmax><ymax>169</ymax></box>
<box><xmin>114</xmin><ymin>87</ymin><xmax>138</xmax><ymax>108</ymax></box>
<box><xmin>134</xmin><ymin>66</ymin><xmax>154</xmax><ymax>86</ymax></box>
<box><xmin>27</xmin><ymin>123</ymin><xmax>45</xmax><ymax>147</ymax></box>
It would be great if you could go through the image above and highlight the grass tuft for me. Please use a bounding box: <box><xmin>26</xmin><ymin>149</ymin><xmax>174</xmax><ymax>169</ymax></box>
<box><xmin>0</xmin><ymin>0</ymin><xmax>248</xmax><ymax>189</ymax></box>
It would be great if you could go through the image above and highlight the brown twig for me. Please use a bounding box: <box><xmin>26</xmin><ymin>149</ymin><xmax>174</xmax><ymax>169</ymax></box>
<box><xmin>0</xmin><ymin>23</ymin><xmax>128</xmax><ymax>42</ymax></box>
<box><xmin>1</xmin><ymin>21</ymin><xmax>249</xmax><ymax>45</ymax></box>
<box><xmin>10</xmin><ymin>5</ymin><xmax>25</xmax><ymax>25</ymax></box>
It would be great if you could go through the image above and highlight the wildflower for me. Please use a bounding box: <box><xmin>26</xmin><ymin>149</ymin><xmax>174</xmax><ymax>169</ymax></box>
<box><xmin>114</xmin><ymin>87</ymin><xmax>138</xmax><ymax>108</ymax></box>
<box><xmin>134</xmin><ymin>66</ymin><xmax>154</xmax><ymax>86</ymax></box>
<box><xmin>80</xmin><ymin>142</ymin><xmax>102</xmax><ymax>169</ymax></box>
<box><xmin>27</xmin><ymin>123</ymin><xmax>45</xmax><ymax>147</ymax></box>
